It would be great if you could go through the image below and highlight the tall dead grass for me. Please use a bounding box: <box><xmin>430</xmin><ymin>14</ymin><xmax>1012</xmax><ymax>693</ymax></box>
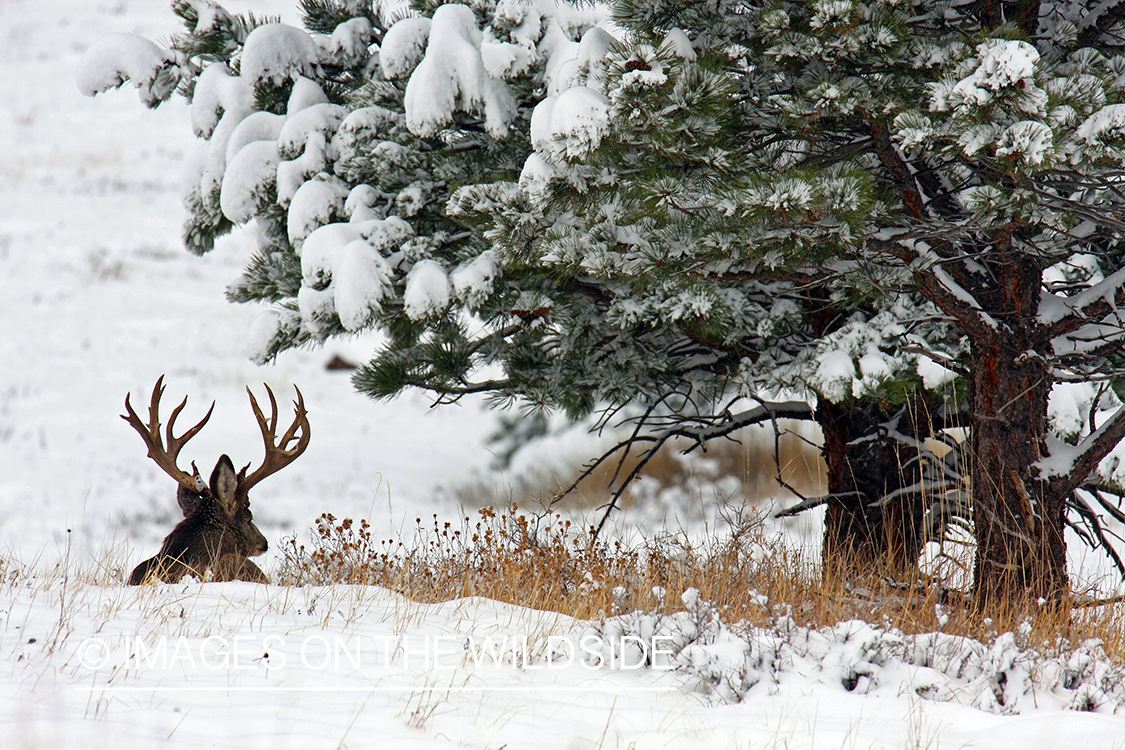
<box><xmin>278</xmin><ymin>417</ymin><xmax>1125</xmax><ymax>661</ymax></box>
<box><xmin>277</xmin><ymin>503</ymin><xmax>1125</xmax><ymax>662</ymax></box>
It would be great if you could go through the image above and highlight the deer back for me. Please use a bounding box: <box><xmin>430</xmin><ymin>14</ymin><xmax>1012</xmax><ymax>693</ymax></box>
<box><xmin>129</xmin><ymin>456</ymin><xmax>269</xmax><ymax>584</ymax></box>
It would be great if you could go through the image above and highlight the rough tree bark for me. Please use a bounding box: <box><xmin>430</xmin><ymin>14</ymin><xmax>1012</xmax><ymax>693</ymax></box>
<box><xmin>968</xmin><ymin>251</ymin><xmax>1067</xmax><ymax>609</ymax></box>
<box><xmin>818</xmin><ymin>397</ymin><xmax>934</xmax><ymax>583</ymax></box>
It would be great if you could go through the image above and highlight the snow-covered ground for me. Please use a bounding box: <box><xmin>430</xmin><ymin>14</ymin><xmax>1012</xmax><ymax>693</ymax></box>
<box><xmin>4</xmin><ymin>1</ymin><xmax>1125</xmax><ymax>747</ymax></box>
<box><xmin>8</xmin><ymin>573</ymin><xmax>1125</xmax><ymax>750</ymax></box>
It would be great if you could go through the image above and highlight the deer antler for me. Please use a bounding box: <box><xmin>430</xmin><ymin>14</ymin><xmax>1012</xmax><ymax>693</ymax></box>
<box><xmin>239</xmin><ymin>384</ymin><xmax>310</xmax><ymax>492</ymax></box>
<box><xmin>122</xmin><ymin>375</ymin><xmax>215</xmax><ymax>492</ymax></box>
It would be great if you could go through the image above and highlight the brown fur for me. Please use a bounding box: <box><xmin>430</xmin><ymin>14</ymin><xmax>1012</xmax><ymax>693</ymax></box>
<box><xmin>129</xmin><ymin>456</ymin><xmax>270</xmax><ymax>584</ymax></box>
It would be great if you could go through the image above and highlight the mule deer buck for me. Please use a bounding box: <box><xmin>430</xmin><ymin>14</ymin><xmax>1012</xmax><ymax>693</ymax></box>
<box><xmin>123</xmin><ymin>376</ymin><xmax>310</xmax><ymax>585</ymax></box>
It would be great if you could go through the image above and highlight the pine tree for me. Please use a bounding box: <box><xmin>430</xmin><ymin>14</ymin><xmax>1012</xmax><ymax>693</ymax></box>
<box><xmin>448</xmin><ymin>24</ymin><xmax>970</xmax><ymax>575</ymax></box>
<box><xmin>77</xmin><ymin>0</ymin><xmax>1125</xmax><ymax>606</ymax></box>
<box><xmin>589</xmin><ymin>0</ymin><xmax>1125</xmax><ymax>608</ymax></box>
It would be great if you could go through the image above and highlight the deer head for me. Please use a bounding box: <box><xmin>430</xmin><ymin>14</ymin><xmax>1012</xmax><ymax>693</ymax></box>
<box><xmin>123</xmin><ymin>376</ymin><xmax>310</xmax><ymax>585</ymax></box>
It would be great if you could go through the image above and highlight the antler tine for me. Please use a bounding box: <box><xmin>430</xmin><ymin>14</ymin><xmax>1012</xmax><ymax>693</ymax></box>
<box><xmin>264</xmin><ymin>380</ymin><xmax>279</xmax><ymax>436</ymax></box>
<box><xmin>121</xmin><ymin>375</ymin><xmax>168</xmax><ymax>460</ymax></box>
<box><xmin>121</xmin><ymin>375</ymin><xmax>214</xmax><ymax>490</ymax></box>
<box><xmin>241</xmin><ymin>383</ymin><xmax>311</xmax><ymax>491</ymax></box>
<box><xmin>278</xmin><ymin>385</ymin><xmax>308</xmax><ymax>451</ymax></box>
<box><xmin>169</xmin><ymin>396</ymin><xmax>215</xmax><ymax>459</ymax></box>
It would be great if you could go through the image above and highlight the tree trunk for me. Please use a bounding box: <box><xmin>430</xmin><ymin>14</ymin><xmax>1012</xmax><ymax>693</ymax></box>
<box><xmin>967</xmin><ymin>254</ymin><xmax>1067</xmax><ymax>610</ymax></box>
<box><xmin>805</xmin><ymin>288</ymin><xmax>938</xmax><ymax>582</ymax></box>
<box><xmin>969</xmin><ymin>335</ymin><xmax>1066</xmax><ymax>609</ymax></box>
<box><xmin>818</xmin><ymin>397</ymin><xmax>931</xmax><ymax>583</ymax></box>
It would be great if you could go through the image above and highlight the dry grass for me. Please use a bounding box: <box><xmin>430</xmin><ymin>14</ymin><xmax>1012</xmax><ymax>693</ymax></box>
<box><xmin>277</xmin><ymin>503</ymin><xmax>1125</xmax><ymax>663</ymax></box>
<box><xmin>453</xmin><ymin>421</ymin><xmax>826</xmax><ymax>511</ymax></box>
<box><xmin>278</xmin><ymin>417</ymin><xmax>1125</xmax><ymax>663</ymax></box>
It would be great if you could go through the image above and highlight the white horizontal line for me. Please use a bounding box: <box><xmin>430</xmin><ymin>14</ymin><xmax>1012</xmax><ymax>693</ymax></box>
<box><xmin>74</xmin><ymin>685</ymin><xmax>677</xmax><ymax>693</ymax></box>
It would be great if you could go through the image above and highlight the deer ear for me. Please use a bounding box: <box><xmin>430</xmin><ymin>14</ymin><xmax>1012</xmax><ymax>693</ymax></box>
<box><xmin>210</xmin><ymin>455</ymin><xmax>239</xmax><ymax>514</ymax></box>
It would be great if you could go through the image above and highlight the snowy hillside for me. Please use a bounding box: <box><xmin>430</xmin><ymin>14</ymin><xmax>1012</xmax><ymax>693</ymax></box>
<box><xmin>4</xmin><ymin>1</ymin><xmax>1125</xmax><ymax>748</ymax></box>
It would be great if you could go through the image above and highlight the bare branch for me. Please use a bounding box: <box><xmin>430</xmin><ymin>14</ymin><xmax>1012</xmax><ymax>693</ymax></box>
<box><xmin>1045</xmin><ymin>405</ymin><xmax>1125</xmax><ymax>502</ymax></box>
<box><xmin>866</xmin><ymin>236</ymin><xmax>999</xmax><ymax>340</ymax></box>
<box><xmin>1079</xmin><ymin>0</ymin><xmax>1125</xmax><ymax>46</ymax></box>
<box><xmin>1041</xmin><ymin>264</ymin><xmax>1125</xmax><ymax>338</ymax></box>
<box><xmin>557</xmin><ymin>399</ymin><xmax>817</xmax><ymax>538</ymax></box>
<box><xmin>1069</xmin><ymin>489</ymin><xmax>1125</xmax><ymax>577</ymax></box>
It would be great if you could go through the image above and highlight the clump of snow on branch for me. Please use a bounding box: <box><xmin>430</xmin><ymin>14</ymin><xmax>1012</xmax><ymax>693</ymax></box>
<box><xmin>401</xmin><ymin>4</ymin><xmax>517</xmax><ymax>138</ymax></box>
<box><xmin>275</xmin><ymin>103</ymin><xmax>347</xmax><ymax>205</ymax></box>
<box><xmin>240</xmin><ymin>23</ymin><xmax>321</xmax><ymax>87</ymax></box>
<box><xmin>544</xmin><ymin>22</ymin><xmax>614</xmax><ymax>95</ymax></box>
<box><xmin>191</xmin><ymin>63</ymin><xmax>253</xmax><ymax>138</ymax></box>
<box><xmin>804</xmin><ymin>297</ymin><xmax>938</xmax><ymax>401</ymax></box>
<box><xmin>942</xmin><ymin>39</ymin><xmax>1044</xmax><ymax>113</ymax></box>
<box><xmin>1077</xmin><ymin>104</ymin><xmax>1125</xmax><ymax>153</ymax></box>
<box><xmin>661</xmin><ymin>28</ymin><xmax>696</xmax><ymax>62</ymax></box>
<box><xmin>279</xmin><ymin>104</ymin><xmax>347</xmax><ymax>159</ymax></box>
<box><xmin>225</xmin><ymin>111</ymin><xmax>285</xmax><ymax>163</ymax></box>
<box><xmin>298</xmin><ymin>217</ymin><xmax>411</xmax><ymax>334</ymax></box>
<box><xmin>404</xmin><ymin>259</ymin><xmax>452</xmax><ymax>320</ymax></box>
<box><xmin>220</xmin><ymin>140</ymin><xmax>279</xmax><ymax>223</ymax></box>
<box><xmin>324</xmin><ymin>17</ymin><xmax>374</xmax><ymax>68</ymax></box>
<box><xmin>288</xmin><ymin>76</ymin><xmax>329</xmax><ymax>114</ymax></box>
<box><xmin>451</xmin><ymin>250</ymin><xmax>500</xmax><ymax>308</ymax></box>
<box><xmin>287</xmin><ymin>175</ymin><xmax>350</xmax><ymax>246</ymax></box>
<box><xmin>76</xmin><ymin>33</ymin><xmax>183</xmax><ymax>108</ymax></box>
<box><xmin>379</xmin><ymin>17</ymin><xmax>431</xmax><ymax>80</ymax></box>
<box><xmin>995</xmin><ymin>120</ymin><xmax>1055</xmax><ymax>165</ymax></box>
<box><xmin>531</xmin><ymin>86</ymin><xmax>611</xmax><ymax>160</ymax></box>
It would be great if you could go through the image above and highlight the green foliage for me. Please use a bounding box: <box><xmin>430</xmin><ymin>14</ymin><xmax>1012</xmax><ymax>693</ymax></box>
<box><xmin>299</xmin><ymin>0</ymin><xmax>376</xmax><ymax>34</ymax></box>
<box><xmin>226</xmin><ymin>247</ymin><xmax>302</xmax><ymax>303</ymax></box>
<box><xmin>170</xmin><ymin>0</ymin><xmax>280</xmax><ymax>62</ymax></box>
